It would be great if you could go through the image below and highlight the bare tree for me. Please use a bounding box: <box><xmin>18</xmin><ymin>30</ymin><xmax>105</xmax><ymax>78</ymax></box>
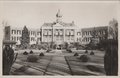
<box><xmin>108</xmin><ymin>18</ymin><xmax>118</xmax><ymax>40</ymax></box>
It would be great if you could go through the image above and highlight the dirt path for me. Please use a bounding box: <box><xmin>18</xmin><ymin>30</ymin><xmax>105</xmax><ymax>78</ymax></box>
<box><xmin>44</xmin><ymin>50</ymin><xmax>71</xmax><ymax>75</ymax></box>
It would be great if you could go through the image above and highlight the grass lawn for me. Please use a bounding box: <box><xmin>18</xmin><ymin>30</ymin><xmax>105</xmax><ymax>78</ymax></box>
<box><xmin>11</xmin><ymin>49</ymin><xmax>105</xmax><ymax>75</ymax></box>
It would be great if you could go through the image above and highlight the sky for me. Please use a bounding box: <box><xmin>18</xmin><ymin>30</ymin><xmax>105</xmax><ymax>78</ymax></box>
<box><xmin>0</xmin><ymin>1</ymin><xmax>119</xmax><ymax>29</ymax></box>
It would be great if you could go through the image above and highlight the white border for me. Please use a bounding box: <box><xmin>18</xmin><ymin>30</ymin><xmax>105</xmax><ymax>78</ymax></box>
<box><xmin>0</xmin><ymin>0</ymin><xmax>120</xmax><ymax>78</ymax></box>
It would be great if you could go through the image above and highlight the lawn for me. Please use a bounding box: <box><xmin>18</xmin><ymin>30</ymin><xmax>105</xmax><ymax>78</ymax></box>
<box><xmin>11</xmin><ymin>49</ymin><xmax>106</xmax><ymax>75</ymax></box>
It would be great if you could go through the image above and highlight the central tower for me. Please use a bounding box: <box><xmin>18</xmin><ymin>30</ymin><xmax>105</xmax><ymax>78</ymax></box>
<box><xmin>56</xmin><ymin>9</ymin><xmax>62</xmax><ymax>23</ymax></box>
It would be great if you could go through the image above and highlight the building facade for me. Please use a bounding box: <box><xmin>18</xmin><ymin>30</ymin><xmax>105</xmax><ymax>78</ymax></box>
<box><xmin>3</xmin><ymin>10</ymin><xmax>108</xmax><ymax>46</ymax></box>
<box><xmin>4</xmin><ymin>26</ymin><xmax>41</xmax><ymax>45</ymax></box>
<box><xmin>81</xmin><ymin>26</ymin><xmax>108</xmax><ymax>45</ymax></box>
<box><xmin>41</xmin><ymin>10</ymin><xmax>79</xmax><ymax>45</ymax></box>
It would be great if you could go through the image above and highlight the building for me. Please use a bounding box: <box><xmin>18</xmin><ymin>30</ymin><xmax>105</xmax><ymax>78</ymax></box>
<box><xmin>4</xmin><ymin>26</ymin><xmax>41</xmax><ymax>45</ymax></box>
<box><xmin>41</xmin><ymin>10</ymin><xmax>80</xmax><ymax>45</ymax></box>
<box><xmin>3</xmin><ymin>10</ymin><xmax>108</xmax><ymax>46</ymax></box>
<box><xmin>81</xmin><ymin>26</ymin><xmax>108</xmax><ymax>45</ymax></box>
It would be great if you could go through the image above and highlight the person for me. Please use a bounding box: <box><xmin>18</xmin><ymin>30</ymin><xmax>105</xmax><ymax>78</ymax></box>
<box><xmin>3</xmin><ymin>45</ymin><xmax>14</xmax><ymax>75</ymax></box>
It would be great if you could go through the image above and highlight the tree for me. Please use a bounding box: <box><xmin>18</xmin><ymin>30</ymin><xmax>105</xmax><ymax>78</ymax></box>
<box><xmin>108</xmin><ymin>18</ymin><xmax>118</xmax><ymax>40</ymax></box>
<box><xmin>104</xmin><ymin>18</ymin><xmax>118</xmax><ymax>75</ymax></box>
<box><xmin>87</xmin><ymin>27</ymin><xmax>98</xmax><ymax>50</ymax></box>
<box><xmin>20</xmin><ymin>26</ymin><xmax>30</xmax><ymax>49</ymax></box>
<box><xmin>64</xmin><ymin>42</ymin><xmax>69</xmax><ymax>49</ymax></box>
<box><xmin>74</xmin><ymin>42</ymin><xmax>79</xmax><ymax>50</ymax></box>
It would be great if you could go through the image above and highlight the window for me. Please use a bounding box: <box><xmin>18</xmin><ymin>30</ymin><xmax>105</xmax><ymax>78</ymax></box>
<box><xmin>12</xmin><ymin>30</ymin><xmax>14</xmax><ymax>34</ymax></box>
<box><xmin>44</xmin><ymin>30</ymin><xmax>48</xmax><ymax>35</ymax></box>
<box><xmin>85</xmin><ymin>32</ymin><xmax>87</xmax><ymax>35</ymax></box>
<box><xmin>71</xmin><ymin>30</ymin><xmax>74</xmax><ymax>35</ymax></box>
<box><xmin>59</xmin><ymin>30</ymin><xmax>63</xmax><ymax>35</ymax></box>
<box><xmin>17</xmin><ymin>37</ymin><xmax>19</xmax><ymax>41</ymax></box>
<box><xmin>17</xmin><ymin>30</ymin><xmax>19</xmax><ymax>34</ymax></box>
<box><xmin>31</xmin><ymin>37</ymin><xmax>35</xmax><ymax>41</ymax></box>
<box><xmin>79</xmin><ymin>32</ymin><xmax>81</xmax><ymax>35</ymax></box>
<box><xmin>37</xmin><ymin>32</ymin><xmax>40</xmax><ymax>35</ymax></box>
<box><xmin>55</xmin><ymin>30</ymin><xmax>58</xmax><ymax>35</ymax></box>
<box><xmin>33</xmin><ymin>31</ymin><xmax>35</xmax><ymax>36</ymax></box>
<box><xmin>14</xmin><ymin>37</ymin><xmax>16</xmax><ymax>41</ymax></box>
<box><xmin>66</xmin><ymin>30</ymin><xmax>69</xmax><ymax>35</ymax></box>
<box><xmin>79</xmin><ymin>38</ymin><xmax>81</xmax><ymax>42</ymax></box>
<box><xmin>48</xmin><ymin>30</ymin><xmax>52</xmax><ymax>35</ymax></box>
<box><xmin>14</xmin><ymin>30</ymin><xmax>16</xmax><ymax>34</ymax></box>
<box><xmin>12</xmin><ymin>30</ymin><xmax>16</xmax><ymax>34</ymax></box>
<box><xmin>17</xmin><ymin>30</ymin><xmax>21</xmax><ymax>35</ymax></box>
<box><xmin>12</xmin><ymin>36</ymin><xmax>14</xmax><ymax>40</ymax></box>
<box><xmin>20</xmin><ymin>30</ymin><xmax>22</xmax><ymax>34</ymax></box>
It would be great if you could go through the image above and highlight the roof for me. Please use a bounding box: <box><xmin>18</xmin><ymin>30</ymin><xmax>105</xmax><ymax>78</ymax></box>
<box><xmin>42</xmin><ymin>21</ymin><xmax>75</xmax><ymax>27</ymax></box>
<box><xmin>81</xmin><ymin>26</ymin><xmax>108</xmax><ymax>32</ymax></box>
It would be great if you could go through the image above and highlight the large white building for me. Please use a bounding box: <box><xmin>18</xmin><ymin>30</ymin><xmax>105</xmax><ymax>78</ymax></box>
<box><xmin>4</xmin><ymin>10</ymin><xmax>108</xmax><ymax>46</ymax></box>
<box><xmin>41</xmin><ymin>10</ymin><xmax>81</xmax><ymax>45</ymax></box>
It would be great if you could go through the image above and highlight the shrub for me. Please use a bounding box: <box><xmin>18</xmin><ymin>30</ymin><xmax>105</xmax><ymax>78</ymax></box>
<box><xmin>66</xmin><ymin>49</ymin><xmax>72</xmax><ymax>53</ymax></box>
<box><xmin>39</xmin><ymin>52</ymin><xmax>44</xmax><ymax>56</ymax></box>
<box><xmin>86</xmin><ymin>65</ymin><xmax>102</xmax><ymax>72</ymax></box>
<box><xmin>74</xmin><ymin>53</ymin><xmax>79</xmax><ymax>56</ymax></box>
<box><xmin>30</xmin><ymin>50</ymin><xmax>34</xmax><ymax>54</ymax></box>
<box><xmin>27</xmin><ymin>55</ymin><xmax>38</xmax><ymax>62</ymax></box>
<box><xmin>46</xmin><ymin>49</ymin><xmax>51</xmax><ymax>53</ymax></box>
<box><xmin>85</xmin><ymin>50</ymin><xmax>88</xmax><ymax>54</ymax></box>
<box><xmin>79</xmin><ymin>55</ymin><xmax>89</xmax><ymax>62</ymax></box>
<box><xmin>14</xmin><ymin>65</ymin><xmax>28</xmax><ymax>72</ymax></box>
<box><xmin>23</xmin><ymin>51</ymin><xmax>28</xmax><ymax>55</ymax></box>
<box><xmin>90</xmin><ymin>51</ymin><xmax>94</xmax><ymax>55</ymax></box>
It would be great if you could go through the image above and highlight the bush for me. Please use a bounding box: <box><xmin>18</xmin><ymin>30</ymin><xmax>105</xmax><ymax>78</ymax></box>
<box><xmin>85</xmin><ymin>50</ymin><xmax>88</xmax><ymax>54</ymax></box>
<box><xmin>90</xmin><ymin>51</ymin><xmax>94</xmax><ymax>55</ymax></box>
<box><xmin>46</xmin><ymin>49</ymin><xmax>51</xmax><ymax>53</ymax></box>
<box><xmin>14</xmin><ymin>65</ymin><xmax>28</xmax><ymax>72</ymax></box>
<box><xmin>66</xmin><ymin>49</ymin><xmax>72</xmax><ymax>53</ymax></box>
<box><xmin>30</xmin><ymin>50</ymin><xmax>34</xmax><ymax>54</ymax></box>
<box><xmin>23</xmin><ymin>51</ymin><xmax>28</xmax><ymax>55</ymax></box>
<box><xmin>74</xmin><ymin>53</ymin><xmax>79</xmax><ymax>56</ymax></box>
<box><xmin>27</xmin><ymin>55</ymin><xmax>38</xmax><ymax>62</ymax></box>
<box><xmin>39</xmin><ymin>52</ymin><xmax>44</xmax><ymax>56</ymax></box>
<box><xmin>79</xmin><ymin>55</ymin><xmax>89</xmax><ymax>62</ymax></box>
<box><xmin>86</xmin><ymin>65</ymin><xmax>102</xmax><ymax>72</ymax></box>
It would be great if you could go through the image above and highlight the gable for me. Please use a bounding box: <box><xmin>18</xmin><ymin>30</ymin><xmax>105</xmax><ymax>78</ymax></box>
<box><xmin>53</xmin><ymin>22</ymin><xmax>64</xmax><ymax>27</ymax></box>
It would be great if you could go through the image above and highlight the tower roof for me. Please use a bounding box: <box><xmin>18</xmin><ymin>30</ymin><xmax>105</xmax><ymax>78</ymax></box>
<box><xmin>56</xmin><ymin>9</ymin><xmax>62</xmax><ymax>18</ymax></box>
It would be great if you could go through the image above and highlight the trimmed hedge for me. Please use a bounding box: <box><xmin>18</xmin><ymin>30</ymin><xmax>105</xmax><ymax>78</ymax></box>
<box><xmin>23</xmin><ymin>51</ymin><xmax>28</xmax><ymax>55</ymax></box>
<box><xmin>39</xmin><ymin>52</ymin><xmax>44</xmax><ymax>56</ymax></box>
<box><xmin>30</xmin><ymin>50</ymin><xmax>34</xmax><ymax>54</ymax></box>
<box><xmin>46</xmin><ymin>49</ymin><xmax>51</xmax><ymax>53</ymax></box>
<box><xmin>79</xmin><ymin>54</ymin><xmax>89</xmax><ymax>62</ymax></box>
<box><xmin>14</xmin><ymin>65</ymin><xmax>28</xmax><ymax>72</ymax></box>
<box><xmin>90</xmin><ymin>51</ymin><xmax>94</xmax><ymax>55</ymax></box>
<box><xmin>85</xmin><ymin>50</ymin><xmax>88</xmax><ymax>54</ymax></box>
<box><xmin>27</xmin><ymin>55</ymin><xmax>38</xmax><ymax>62</ymax></box>
<box><xmin>66</xmin><ymin>49</ymin><xmax>72</xmax><ymax>53</ymax></box>
<box><xmin>74</xmin><ymin>53</ymin><xmax>79</xmax><ymax>56</ymax></box>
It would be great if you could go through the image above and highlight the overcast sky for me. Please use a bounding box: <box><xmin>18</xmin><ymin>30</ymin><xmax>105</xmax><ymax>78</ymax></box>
<box><xmin>0</xmin><ymin>1</ymin><xmax>119</xmax><ymax>29</ymax></box>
